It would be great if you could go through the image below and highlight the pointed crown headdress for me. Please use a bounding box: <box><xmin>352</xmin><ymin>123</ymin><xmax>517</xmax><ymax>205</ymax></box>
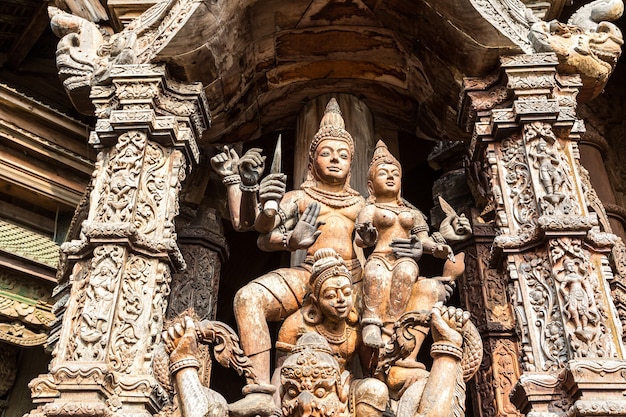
<box><xmin>368</xmin><ymin>140</ymin><xmax>401</xmax><ymax>177</ymax></box>
<box><xmin>367</xmin><ymin>140</ymin><xmax>402</xmax><ymax>203</ymax></box>
<box><xmin>309</xmin><ymin>98</ymin><xmax>355</xmax><ymax>159</ymax></box>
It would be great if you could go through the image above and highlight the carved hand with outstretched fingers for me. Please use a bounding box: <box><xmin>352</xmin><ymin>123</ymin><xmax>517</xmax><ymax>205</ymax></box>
<box><xmin>288</xmin><ymin>202</ymin><xmax>325</xmax><ymax>250</ymax></box>
<box><xmin>163</xmin><ymin>316</ymin><xmax>200</xmax><ymax>363</ymax></box>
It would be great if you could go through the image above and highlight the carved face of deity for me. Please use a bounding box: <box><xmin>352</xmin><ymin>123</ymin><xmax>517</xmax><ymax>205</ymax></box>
<box><xmin>564</xmin><ymin>259</ymin><xmax>576</xmax><ymax>273</ymax></box>
<box><xmin>312</xmin><ymin>139</ymin><xmax>352</xmax><ymax>185</ymax></box>
<box><xmin>281</xmin><ymin>334</ymin><xmax>348</xmax><ymax>417</ymax></box>
<box><xmin>315</xmin><ymin>276</ymin><xmax>353</xmax><ymax>322</ymax></box>
<box><xmin>281</xmin><ymin>372</ymin><xmax>345</xmax><ymax>417</ymax></box>
<box><xmin>369</xmin><ymin>163</ymin><xmax>401</xmax><ymax>200</ymax></box>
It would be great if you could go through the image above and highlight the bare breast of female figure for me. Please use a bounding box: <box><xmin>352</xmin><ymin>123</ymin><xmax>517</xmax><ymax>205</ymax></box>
<box><xmin>373</xmin><ymin>208</ymin><xmax>413</xmax><ymax>253</ymax></box>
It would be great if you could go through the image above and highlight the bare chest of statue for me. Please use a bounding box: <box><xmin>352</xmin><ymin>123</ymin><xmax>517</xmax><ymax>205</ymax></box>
<box><xmin>300</xmin><ymin>195</ymin><xmax>363</xmax><ymax>259</ymax></box>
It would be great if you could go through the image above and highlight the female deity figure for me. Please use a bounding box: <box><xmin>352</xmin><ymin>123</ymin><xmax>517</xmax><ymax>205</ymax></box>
<box><xmin>275</xmin><ymin>248</ymin><xmax>388</xmax><ymax>417</ymax></box>
<box><xmin>355</xmin><ymin>141</ymin><xmax>463</xmax><ymax>349</ymax></box>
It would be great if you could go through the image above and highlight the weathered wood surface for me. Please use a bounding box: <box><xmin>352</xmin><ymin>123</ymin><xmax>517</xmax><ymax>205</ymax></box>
<box><xmin>148</xmin><ymin>0</ymin><xmax>533</xmax><ymax>147</ymax></box>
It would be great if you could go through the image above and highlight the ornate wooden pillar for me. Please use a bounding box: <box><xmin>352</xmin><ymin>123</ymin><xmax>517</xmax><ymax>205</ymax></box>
<box><xmin>167</xmin><ymin>202</ymin><xmax>229</xmax><ymax>387</ymax></box>
<box><xmin>462</xmin><ymin>53</ymin><xmax>626</xmax><ymax>417</ymax></box>
<box><xmin>26</xmin><ymin>64</ymin><xmax>210</xmax><ymax>417</ymax></box>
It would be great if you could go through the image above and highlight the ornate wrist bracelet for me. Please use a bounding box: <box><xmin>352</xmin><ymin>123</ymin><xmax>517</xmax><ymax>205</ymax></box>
<box><xmin>278</xmin><ymin>208</ymin><xmax>288</xmax><ymax>225</ymax></box>
<box><xmin>222</xmin><ymin>174</ymin><xmax>241</xmax><ymax>186</ymax></box>
<box><xmin>240</xmin><ymin>183</ymin><xmax>260</xmax><ymax>193</ymax></box>
<box><xmin>169</xmin><ymin>357</ymin><xmax>201</xmax><ymax>374</ymax></box>
<box><xmin>430</xmin><ymin>342</ymin><xmax>463</xmax><ymax>360</ymax></box>
<box><xmin>282</xmin><ymin>232</ymin><xmax>289</xmax><ymax>249</ymax></box>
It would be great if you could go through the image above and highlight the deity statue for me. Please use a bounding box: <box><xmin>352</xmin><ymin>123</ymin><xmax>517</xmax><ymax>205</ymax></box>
<box><xmin>355</xmin><ymin>141</ymin><xmax>468</xmax><ymax>348</ymax></box>
<box><xmin>278</xmin><ymin>302</ymin><xmax>481</xmax><ymax>417</ymax></box>
<box><xmin>275</xmin><ymin>248</ymin><xmax>388</xmax><ymax>417</ymax></box>
<box><xmin>222</xmin><ymin>98</ymin><xmax>374</xmax><ymax>415</ymax></box>
<box><xmin>557</xmin><ymin>259</ymin><xmax>600</xmax><ymax>341</ymax></box>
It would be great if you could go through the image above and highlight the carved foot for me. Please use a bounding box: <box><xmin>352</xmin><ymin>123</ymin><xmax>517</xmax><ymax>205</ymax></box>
<box><xmin>544</xmin><ymin>193</ymin><xmax>565</xmax><ymax>204</ymax></box>
<box><xmin>574</xmin><ymin>328</ymin><xmax>596</xmax><ymax>342</ymax></box>
<box><xmin>228</xmin><ymin>384</ymin><xmax>278</xmax><ymax>417</ymax></box>
<box><xmin>362</xmin><ymin>324</ymin><xmax>385</xmax><ymax>348</ymax></box>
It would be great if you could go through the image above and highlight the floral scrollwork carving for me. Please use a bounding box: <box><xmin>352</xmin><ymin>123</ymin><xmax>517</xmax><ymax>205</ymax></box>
<box><xmin>42</xmin><ymin>401</ymin><xmax>109</xmax><ymax>417</ymax></box>
<box><xmin>68</xmin><ymin>245</ymin><xmax>124</xmax><ymax>361</ymax></box>
<box><xmin>518</xmin><ymin>253</ymin><xmax>567</xmax><ymax>371</ymax></box>
<box><xmin>502</xmin><ymin>135</ymin><xmax>537</xmax><ymax>224</ymax></box>
<box><xmin>108</xmin><ymin>255</ymin><xmax>151</xmax><ymax>373</ymax></box>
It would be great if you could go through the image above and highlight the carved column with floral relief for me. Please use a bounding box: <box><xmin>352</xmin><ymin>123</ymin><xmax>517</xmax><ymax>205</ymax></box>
<box><xmin>26</xmin><ymin>64</ymin><xmax>210</xmax><ymax>417</ymax></box>
<box><xmin>462</xmin><ymin>53</ymin><xmax>626</xmax><ymax>417</ymax></box>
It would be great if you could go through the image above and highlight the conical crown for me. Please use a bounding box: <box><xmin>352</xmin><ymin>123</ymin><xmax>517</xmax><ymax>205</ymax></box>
<box><xmin>309</xmin><ymin>98</ymin><xmax>354</xmax><ymax>158</ymax></box>
<box><xmin>369</xmin><ymin>140</ymin><xmax>401</xmax><ymax>175</ymax></box>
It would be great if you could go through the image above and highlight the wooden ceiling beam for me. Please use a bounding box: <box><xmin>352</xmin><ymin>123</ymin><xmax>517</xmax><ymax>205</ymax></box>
<box><xmin>0</xmin><ymin>0</ymin><xmax>41</xmax><ymax>6</ymax></box>
<box><xmin>0</xmin><ymin>13</ymin><xmax>30</xmax><ymax>25</ymax></box>
<box><xmin>6</xmin><ymin>2</ymin><xmax>49</xmax><ymax>70</ymax></box>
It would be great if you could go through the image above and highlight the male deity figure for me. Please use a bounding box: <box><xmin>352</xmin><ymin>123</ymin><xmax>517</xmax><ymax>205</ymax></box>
<box><xmin>557</xmin><ymin>259</ymin><xmax>599</xmax><ymax>341</ymax></box>
<box><xmin>225</xmin><ymin>99</ymin><xmax>371</xmax><ymax>414</ymax></box>
<box><xmin>275</xmin><ymin>248</ymin><xmax>388</xmax><ymax>417</ymax></box>
<box><xmin>530</xmin><ymin>138</ymin><xmax>566</xmax><ymax>203</ymax></box>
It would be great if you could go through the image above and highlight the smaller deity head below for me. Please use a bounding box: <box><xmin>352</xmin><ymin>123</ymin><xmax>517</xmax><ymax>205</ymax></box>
<box><xmin>280</xmin><ymin>332</ymin><xmax>349</xmax><ymax>417</ymax></box>
<box><xmin>304</xmin><ymin>248</ymin><xmax>358</xmax><ymax>326</ymax></box>
<box><xmin>367</xmin><ymin>140</ymin><xmax>402</xmax><ymax>204</ymax></box>
<box><xmin>304</xmin><ymin>98</ymin><xmax>356</xmax><ymax>189</ymax></box>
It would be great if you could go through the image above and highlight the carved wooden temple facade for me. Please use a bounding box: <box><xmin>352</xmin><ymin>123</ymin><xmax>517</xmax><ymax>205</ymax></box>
<box><xmin>1</xmin><ymin>0</ymin><xmax>626</xmax><ymax>416</ymax></box>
